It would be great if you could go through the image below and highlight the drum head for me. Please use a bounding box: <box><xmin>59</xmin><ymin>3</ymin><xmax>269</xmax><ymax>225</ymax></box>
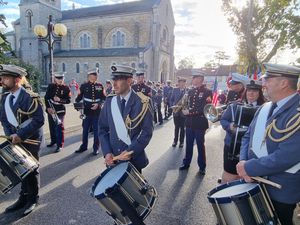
<box><xmin>208</xmin><ymin>180</ymin><xmax>259</xmax><ymax>204</ymax></box>
<box><xmin>93</xmin><ymin>162</ymin><xmax>129</xmax><ymax>197</ymax></box>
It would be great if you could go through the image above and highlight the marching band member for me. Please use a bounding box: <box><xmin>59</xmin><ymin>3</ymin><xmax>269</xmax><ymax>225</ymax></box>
<box><xmin>0</xmin><ymin>64</ymin><xmax>44</xmax><ymax>216</ymax></box>
<box><xmin>44</xmin><ymin>73</ymin><xmax>71</xmax><ymax>152</ymax></box>
<box><xmin>163</xmin><ymin>80</ymin><xmax>173</xmax><ymax>120</ymax></box>
<box><xmin>226</xmin><ymin>73</ymin><xmax>246</xmax><ymax>103</ymax></box>
<box><xmin>153</xmin><ymin>82</ymin><xmax>163</xmax><ymax>125</ymax></box>
<box><xmin>237</xmin><ymin>63</ymin><xmax>300</xmax><ymax>225</ymax></box>
<box><xmin>131</xmin><ymin>70</ymin><xmax>152</xmax><ymax>97</ymax></box>
<box><xmin>170</xmin><ymin>77</ymin><xmax>187</xmax><ymax>148</ymax></box>
<box><xmin>105</xmin><ymin>80</ymin><xmax>113</xmax><ymax>95</ymax></box>
<box><xmin>179</xmin><ymin>70</ymin><xmax>212</xmax><ymax>175</ymax></box>
<box><xmin>220</xmin><ymin>79</ymin><xmax>265</xmax><ymax>183</ymax></box>
<box><xmin>75</xmin><ymin>69</ymin><xmax>106</xmax><ymax>155</ymax></box>
<box><xmin>99</xmin><ymin>65</ymin><xmax>153</xmax><ymax>173</ymax></box>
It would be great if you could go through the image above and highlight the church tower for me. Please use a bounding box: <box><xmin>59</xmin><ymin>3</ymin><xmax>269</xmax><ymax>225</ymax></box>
<box><xmin>18</xmin><ymin>0</ymin><xmax>62</xmax><ymax>82</ymax></box>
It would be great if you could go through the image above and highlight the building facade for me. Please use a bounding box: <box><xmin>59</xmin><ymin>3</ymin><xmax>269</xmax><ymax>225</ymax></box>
<box><xmin>176</xmin><ymin>65</ymin><xmax>238</xmax><ymax>91</ymax></box>
<box><xmin>6</xmin><ymin>0</ymin><xmax>175</xmax><ymax>85</ymax></box>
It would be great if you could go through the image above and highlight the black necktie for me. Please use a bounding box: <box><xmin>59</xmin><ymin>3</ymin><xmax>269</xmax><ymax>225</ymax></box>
<box><xmin>268</xmin><ymin>103</ymin><xmax>277</xmax><ymax>119</ymax></box>
<box><xmin>121</xmin><ymin>98</ymin><xmax>126</xmax><ymax>114</ymax></box>
<box><xmin>9</xmin><ymin>95</ymin><xmax>15</xmax><ymax>110</ymax></box>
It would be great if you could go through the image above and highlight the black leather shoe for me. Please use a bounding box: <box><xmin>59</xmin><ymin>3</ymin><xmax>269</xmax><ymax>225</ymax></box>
<box><xmin>23</xmin><ymin>202</ymin><xmax>37</xmax><ymax>216</ymax></box>
<box><xmin>199</xmin><ymin>169</ymin><xmax>206</xmax><ymax>175</ymax></box>
<box><xmin>158</xmin><ymin>122</ymin><xmax>163</xmax><ymax>125</ymax></box>
<box><xmin>179</xmin><ymin>143</ymin><xmax>184</xmax><ymax>148</ymax></box>
<box><xmin>93</xmin><ymin>150</ymin><xmax>99</xmax><ymax>156</ymax></box>
<box><xmin>172</xmin><ymin>142</ymin><xmax>177</xmax><ymax>147</ymax></box>
<box><xmin>179</xmin><ymin>164</ymin><xmax>190</xmax><ymax>170</ymax></box>
<box><xmin>75</xmin><ymin>148</ymin><xmax>87</xmax><ymax>153</ymax></box>
<box><xmin>46</xmin><ymin>142</ymin><xmax>56</xmax><ymax>147</ymax></box>
<box><xmin>55</xmin><ymin>147</ymin><xmax>62</xmax><ymax>153</ymax></box>
<box><xmin>5</xmin><ymin>198</ymin><xmax>27</xmax><ymax>213</ymax></box>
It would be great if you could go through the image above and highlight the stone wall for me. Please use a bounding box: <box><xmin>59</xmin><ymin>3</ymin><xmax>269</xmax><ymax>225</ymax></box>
<box><xmin>53</xmin><ymin>56</ymin><xmax>138</xmax><ymax>84</ymax></box>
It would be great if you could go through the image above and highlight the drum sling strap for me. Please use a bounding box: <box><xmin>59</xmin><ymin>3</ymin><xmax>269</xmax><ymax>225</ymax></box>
<box><xmin>106</xmin><ymin>186</ymin><xmax>145</xmax><ymax>225</ymax></box>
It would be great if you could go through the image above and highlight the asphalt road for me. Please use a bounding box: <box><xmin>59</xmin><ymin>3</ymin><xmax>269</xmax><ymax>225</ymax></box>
<box><xmin>0</xmin><ymin>119</ymin><xmax>299</xmax><ymax>225</ymax></box>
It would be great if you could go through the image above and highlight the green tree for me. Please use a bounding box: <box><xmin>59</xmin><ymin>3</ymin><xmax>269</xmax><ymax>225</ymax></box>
<box><xmin>177</xmin><ymin>56</ymin><xmax>195</xmax><ymax>70</ymax></box>
<box><xmin>222</xmin><ymin>0</ymin><xmax>300</xmax><ymax>74</ymax></box>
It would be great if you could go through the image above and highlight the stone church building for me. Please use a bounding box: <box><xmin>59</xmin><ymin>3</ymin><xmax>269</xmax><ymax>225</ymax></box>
<box><xmin>6</xmin><ymin>0</ymin><xmax>175</xmax><ymax>85</ymax></box>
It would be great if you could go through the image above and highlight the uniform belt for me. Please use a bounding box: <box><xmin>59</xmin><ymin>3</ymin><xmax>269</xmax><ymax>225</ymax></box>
<box><xmin>50</xmin><ymin>99</ymin><xmax>63</xmax><ymax>105</ymax></box>
<box><xmin>56</xmin><ymin>110</ymin><xmax>65</xmax><ymax>114</ymax></box>
<box><xmin>84</xmin><ymin>98</ymin><xmax>100</xmax><ymax>103</ymax></box>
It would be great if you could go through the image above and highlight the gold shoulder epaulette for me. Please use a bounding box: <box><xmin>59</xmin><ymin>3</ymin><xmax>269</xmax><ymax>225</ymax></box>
<box><xmin>136</xmin><ymin>92</ymin><xmax>150</xmax><ymax>104</ymax></box>
<box><xmin>25</xmin><ymin>89</ymin><xmax>39</xmax><ymax>98</ymax></box>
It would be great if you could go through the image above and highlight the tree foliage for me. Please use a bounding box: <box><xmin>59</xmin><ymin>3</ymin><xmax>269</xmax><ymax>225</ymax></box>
<box><xmin>222</xmin><ymin>0</ymin><xmax>300</xmax><ymax>73</ymax></box>
<box><xmin>204</xmin><ymin>51</ymin><xmax>230</xmax><ymax>69</ymax></box>
<box><xmin>177</xmin><ymin>56</ymin><xmax>195</xmax><ymax>70</ymax></box>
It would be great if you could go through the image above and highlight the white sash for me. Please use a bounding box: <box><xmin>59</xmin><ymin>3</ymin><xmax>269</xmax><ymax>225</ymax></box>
<box><xmin>111</xmin><ymin>96</ymin><xmax>132</xmax><ymax>146</ymax></box>
<box><xmin>4</xmin><ymin>94</ymin><xmax>18</xmax><ymax>128</ymax></box>
<box><xmin>252</xmin><ymin>102</ymin><xmax>271</xmax><ymax>158</ymax></box>
<box><xmin>252</xmin><ymin>102</ymin><xmax>300</xmax><ymax>174</ymax></box>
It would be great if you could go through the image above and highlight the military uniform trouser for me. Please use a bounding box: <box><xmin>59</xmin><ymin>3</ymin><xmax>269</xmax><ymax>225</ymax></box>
<box><xmin>47</xmin><ymin>113</ymin><xmax>65</xmax><ymax>147</ymax></box>
<box><xmin>183</xmin><ymin>128</ymin><xmax>206</xmax><ymax>171</ymax></box>
<box><xmin>81</xmin><ymin>115</ymin><xmax>99</xmax><ymax>152</ymax></box>
<box><xmin>20</xmin><ymin>144</ymin><xmax>40</xmax><ymax>203</ymax></box>
<box><xmin>173</xmin><ymin>116</ymin><xmax>185</xmax><ymax>144</ymax></box>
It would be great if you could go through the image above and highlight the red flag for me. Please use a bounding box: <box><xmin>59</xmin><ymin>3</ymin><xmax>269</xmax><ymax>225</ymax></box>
<box><xmin>253</xmin><ymin>69</ymin><xmax>257</xmax><ymax>80</ymax></box>
<box><xmin>212</xmin><ymin>92</ymin><xmax>218</xmax><ymax>106</ymax></box>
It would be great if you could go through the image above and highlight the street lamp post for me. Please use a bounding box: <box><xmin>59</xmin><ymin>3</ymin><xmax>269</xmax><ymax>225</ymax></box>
<box><xmin>34</xmin><ymin>15</ymin><xmax>67</xmax><ymax>83</ymax></box>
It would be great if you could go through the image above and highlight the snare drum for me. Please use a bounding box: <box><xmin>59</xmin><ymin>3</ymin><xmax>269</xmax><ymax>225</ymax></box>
<box><xmin>229</xmin><ymin>105</ymin><xmax>259</xmax><ymax>160</ymax></box>
<box><xmin>207</xmin><ymin>180</ymin><xmax>280</xmax><ymax>225</ymax></box>
<box><xmin>0</xmin><ymin>141</ymin><xmax>39</xmax><ymax>194</ymax></box>
<box><xmin>91</xmin><ymin>162</ymin><xmax>158</xmax><ymax>225</ymax></box>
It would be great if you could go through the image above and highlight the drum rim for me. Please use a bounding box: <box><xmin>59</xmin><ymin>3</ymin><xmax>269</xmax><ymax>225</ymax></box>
<box><xmin>207</xmin><ymin>179</ymin><xmax>260</xmax><ymax>204</ymax></box>
<box><xmin>91</xmin><ymin>162</ymin><xmax>131</xmax><ymax>199</ymax></box>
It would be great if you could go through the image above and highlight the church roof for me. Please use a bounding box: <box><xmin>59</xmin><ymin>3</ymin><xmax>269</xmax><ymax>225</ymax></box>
<box><xmin>62</xmin><ymin>0</ymin><xmax>160</xmax><ymax>20</ymax></box>
<box><xmin>53</xmin><ymin>48</ymin><xmax>145</xmax><ymax>58</ymax></box>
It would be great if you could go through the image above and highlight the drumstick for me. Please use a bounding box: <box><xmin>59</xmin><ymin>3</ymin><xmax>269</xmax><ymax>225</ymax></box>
<box><xmin>112</xmin><ymin>151</ymin><xmax>134</xmax><ymax>161</ymax></box>
<box><xmin>251</xmin><ymin>176</ymin><xmax>282</xmax><ymax>189</ymax></box>
<box><xmin>0</xmin><ymin>135</ymin><xmax>40</xmax><ymax>145</ymax></box>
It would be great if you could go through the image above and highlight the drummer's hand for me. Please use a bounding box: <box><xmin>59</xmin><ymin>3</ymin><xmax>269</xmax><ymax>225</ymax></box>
<box><xmin>105</xmin><ymin>153</ymin><xmax>114</xmax><ymax>166</ymax></box>
<box><xmin>10</xmin><ymin>134</ymin><xmax>22</xmax><ymax>144</ymax></box>
<box><xmin>236</xmin><ymin>161</ymin><xmax>253</xmax><ymax>182</ymax></box>
<box><xmin>118</xmin><ymin>150</ymin><xmax>132</xmax><ymax>161</ymax></box>
<box><xmin>229</xmin><ymin>123</ymin><xmax>236</xmax><ymax>132</ymax></box>
<box><xmin>91</xmin><ymin>103</ymin><xmax>99</xmax><ymax>110</ymax></box>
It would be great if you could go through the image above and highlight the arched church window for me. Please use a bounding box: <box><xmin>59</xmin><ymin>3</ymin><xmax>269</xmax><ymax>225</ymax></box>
<box><xmin>62</xmin><ymin>63</ymin><xmax>66</xmax><ymax>72</ymax></box>
<box><xmin>76</xmin><ymin>63</ymin><xmax>80</xmax><ymax>73</ymax></box>
<box><xmin>96</xmin><ymin>63</ymin><xmax>100</xmax><ymax>68</ymax></box>
<box><xmin>26</xmin><ymin>10</ymin><xmax>33</xmax><ymax>30</ymax></box>
<box><xmin>112</xmin><ymin>31</ymin><xmax>125</xmax><ymax>47</ymax></box>
<box><xmin>163</xmin><ymin>28</ymin><xmax>168</xmax><ymax>42</ymax></box>
<box><xmin>79</xmin><ymin>33</ymin><xmax>91</xmax><ymax>48</ymax></box>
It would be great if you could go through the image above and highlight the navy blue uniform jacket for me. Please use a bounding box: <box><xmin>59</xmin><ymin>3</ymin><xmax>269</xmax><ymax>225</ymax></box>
<box><xmin>240</xmin><ymin>94</ymin><xmax>300</xmax><ymax>204</ymax></box>
<box><xmin>98</xmin><ymin>90</ymin><xmax>154</xmax><ymax>169</ymax></box>
<box><xmin>0</xmin><ymin>88</ymin><xmax>44</xmax><ymax>153</ymax></box>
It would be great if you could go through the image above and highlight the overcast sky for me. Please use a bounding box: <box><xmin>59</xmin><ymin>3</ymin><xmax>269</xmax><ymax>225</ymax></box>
<box><xmin>0</xmin><ymin>0</ymin><xmax>298</xmax><ymax>67</ymax></box>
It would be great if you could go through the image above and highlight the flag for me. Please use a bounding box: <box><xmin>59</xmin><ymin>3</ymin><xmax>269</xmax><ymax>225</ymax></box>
<box><xmin>212</xmin><ymin>77</ymin><xmax>218</xmax><ymax>106</ymax></box>
<box><xmin>253</xmin><ymin>69</ymin><xmax>257</xmax><ymax>80</ymax></box>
